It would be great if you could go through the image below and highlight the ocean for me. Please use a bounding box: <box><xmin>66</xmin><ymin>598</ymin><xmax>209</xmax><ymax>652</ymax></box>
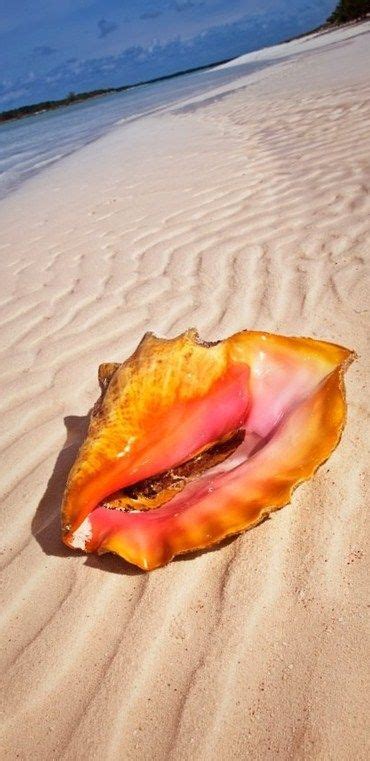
<box><xmin>0</xmin><ymin>61</ymin><xmax>261</xmax><ymax>202</ymax></box>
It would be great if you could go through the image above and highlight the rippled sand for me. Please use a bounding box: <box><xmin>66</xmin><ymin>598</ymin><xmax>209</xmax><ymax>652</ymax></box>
<box><xmin>0</xmin><ymin>23</ymin><xmax>369</xmax><ymax>761</ymax></box>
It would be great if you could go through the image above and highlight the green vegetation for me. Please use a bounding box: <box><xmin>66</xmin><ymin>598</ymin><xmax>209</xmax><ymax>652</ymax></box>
<box><xmin>0</xmin><ymin>88</ymin><xmax>118</xmax><ymax>123</ymax></box>
<box><xmin>327</xmin><ymin>0</ymin><xmax>369</xmax><ymax>24</ymax></box>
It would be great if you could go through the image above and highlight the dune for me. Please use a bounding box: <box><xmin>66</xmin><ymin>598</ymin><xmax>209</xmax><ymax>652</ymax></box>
<box><xmin>0</xmin><ymin>22</ymin><xmax>369</xmax><ymax>761</ymax></box>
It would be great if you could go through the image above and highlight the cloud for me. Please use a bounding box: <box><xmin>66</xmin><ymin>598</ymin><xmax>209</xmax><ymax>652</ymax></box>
<box><xmin>0</xmin><ymin>88</ymin><xmax>27</xmax><ymax>105</ymax></box>
<box><xmin>173</xmin><ymin>1</ymin><xmax>203</xmax><ymax>11</ymax></box>
<box><xmin>97</xmin><ymin>19</ymin><xmax>118</xmax><ymax>39</ymax></box>
<box><xmin>33</xmin><ymin>45</ymin><xmax>57</xmax><ymax>56</ymax></box>
<box><xmin>140</xmin><ymin>11</ymin><xmax>162</xmax><ymax>19</ymax></box>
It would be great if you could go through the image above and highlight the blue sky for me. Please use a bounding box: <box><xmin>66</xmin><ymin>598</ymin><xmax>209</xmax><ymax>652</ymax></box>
<box><xmin>1</xmin><ymin>1</ymin><xmax>336</xmax><ymax>110</ymax></box>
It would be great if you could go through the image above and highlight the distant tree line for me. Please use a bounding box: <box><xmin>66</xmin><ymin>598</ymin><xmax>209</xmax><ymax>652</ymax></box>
<box><xmin>0</xmin><ymin>56</ymin><xmax>233</xmax><ymax>123</ymax></box>
<box><xmin>0</xmin><ymin>89</ymin><xmax>117</xmax><ymax>123</ymax></box>
<box><xmin>327</xmin><ymin>0</ymin><xmax>369</xmax><ymax>23</ymax></box>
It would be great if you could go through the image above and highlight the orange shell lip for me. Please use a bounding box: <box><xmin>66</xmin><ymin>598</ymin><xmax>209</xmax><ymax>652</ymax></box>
<box><xmin>61</xmin><ymin>329</ymin><xmax>355</xmax><ymax>570</ymax></box>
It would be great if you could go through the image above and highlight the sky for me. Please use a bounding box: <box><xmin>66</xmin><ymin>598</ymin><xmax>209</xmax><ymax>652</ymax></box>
<box><xmin>0</xmin><ymin>1</ymin><xmax>337</xmax><ymax>110</ymax></box>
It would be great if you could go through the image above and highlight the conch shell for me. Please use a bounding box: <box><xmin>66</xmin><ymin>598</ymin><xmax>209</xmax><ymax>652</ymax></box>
<box><xmin>61</xmin><ymin>329</ymin><xmax>354</xmax><ymax>570</ymax></box>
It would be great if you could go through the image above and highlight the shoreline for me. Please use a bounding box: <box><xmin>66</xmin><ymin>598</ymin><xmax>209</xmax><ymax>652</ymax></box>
<box><xmin>0</xmin><ymin>56</ymin><xmax>235</xmax><ymax>125</ymax></box>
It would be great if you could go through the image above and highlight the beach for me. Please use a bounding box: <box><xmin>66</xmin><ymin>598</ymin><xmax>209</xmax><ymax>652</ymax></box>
<box><xmin>0</xmin><ymin>22</ymin><xmax>369</xmax><ymax>760</ymax></box>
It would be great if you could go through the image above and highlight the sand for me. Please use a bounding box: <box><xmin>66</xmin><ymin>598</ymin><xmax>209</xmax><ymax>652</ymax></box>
<box><xmin>0</xmin><ymin>22</ymin><xmax>369</xmax><ymax>761</ymax></box>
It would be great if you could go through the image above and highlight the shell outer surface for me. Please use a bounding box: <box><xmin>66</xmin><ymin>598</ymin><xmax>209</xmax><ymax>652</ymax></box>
<box><xmin>61</xmin><ymin>329</ymin><xmax>355</xmax><ymax>570</ymax></box>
